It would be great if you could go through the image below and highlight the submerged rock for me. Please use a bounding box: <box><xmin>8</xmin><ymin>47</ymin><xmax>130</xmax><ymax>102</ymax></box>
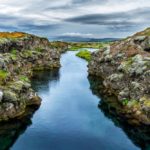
<box><xmin>88</xmin><ymin>27</ymin><xmax>150</xmax><ymax>125</ymax></box>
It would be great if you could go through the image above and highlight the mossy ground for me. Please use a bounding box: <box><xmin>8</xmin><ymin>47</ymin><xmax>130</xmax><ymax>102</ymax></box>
<box><xmin>69</xmin><ymin>42</ymin><xmax>110</xmax><ymax>51</ymax></box>
<box><xmin>69</xmin><ymin>47</ymin><xmax>80</xmax><ymax>51</ymax></box>
<box><xmin>76</xmin><ymin>50</ymin><xmax>91</xmax><ymax>61</ymax></box>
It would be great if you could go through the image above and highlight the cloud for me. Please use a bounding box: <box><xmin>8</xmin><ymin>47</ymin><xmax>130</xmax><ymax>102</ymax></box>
<box><xmin>61</xmin><ymin>32</ymin><xmax>95</xmax><ymax>38</ymax></box>
<box><xmin>0</xmin><ymin>0</ymin><xmax>150</xmax><ymax>39</ymax></box>
<box><xmin>65</xmin><ymin>7</ymin><xmax>150</xmax><ymax>27</ymax></box>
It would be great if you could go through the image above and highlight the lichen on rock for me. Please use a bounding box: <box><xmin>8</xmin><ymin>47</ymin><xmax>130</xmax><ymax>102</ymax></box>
<box><xmin>88</xmin><ymin>27</ymin><xmax>150</xmax><ymax>125</ymax></box>
<box><xmin>0</xmin><ymin>32</ymin><xmax>68</xmax><ymax>122</ymax></box>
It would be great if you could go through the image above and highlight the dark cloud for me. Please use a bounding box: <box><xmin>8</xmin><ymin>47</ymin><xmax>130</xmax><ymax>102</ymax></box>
<box><xmin>65</xmin><ymin>14</ymin><xmax>132</xmax><ymax>26</ymax></box>
<box><xmin>65</xmin><ymin>7</ymin><xmax>150</xmax><ymax>27</ymax></box>
<box><xmin>19</xmin><ymin>24</ymin><xmax>59</xmax><ymax>30</ymax></box>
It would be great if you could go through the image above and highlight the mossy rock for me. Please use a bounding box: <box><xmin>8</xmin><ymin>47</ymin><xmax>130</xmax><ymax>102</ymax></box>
<box><xmin>0</xmin><ymin>70</ymin><xmax>9</xmax><ymax>81</ymax></box>
<box><xmin>35</xmin><ymin>47</ymin><xmax>44</xmax><ymax>52</ymax></box>
<box><xmin>22</xmin><ymin>50</ymin><xmax>33</xmax><ymax>58</ymax></box>
<box><xmin>3</xmin><ymin>90</ymin><xmax>18</xmax><ymax>102</ymax></box>
<box><xmin>76</xmin><ymin>50</ymin><xmax>91</xmax><ymax>61</ymax></box>
<box><xmin>19</xmin><ymin>76</ymin><xmax>30</xmax><ymax>83</ymax></box>
<box><xmin>127</xmin><ymin>99</ymin><xmax>139</xmax><ymax>108</ymax></box>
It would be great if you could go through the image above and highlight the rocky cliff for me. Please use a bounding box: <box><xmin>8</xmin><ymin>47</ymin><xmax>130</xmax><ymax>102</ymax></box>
<box><xmin>0</xmin><ymin>32</ymin><xmax>68</xmax><ymax>121</ymax></box>
<box><xmin>88</xmin><ymin>28</ymin><xmax>150</xmax><ymax>125</ymax></box>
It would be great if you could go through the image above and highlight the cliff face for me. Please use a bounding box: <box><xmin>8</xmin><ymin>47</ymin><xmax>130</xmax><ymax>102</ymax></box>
<box><xmin>0</xmin><ymin>32</ymin><xmax>68</xmax><ymax>121</ymax></box>
<box><xmin>88</xmin><ymin>28</ymin><xmax>150</xmax><ymax>125</ymax></box>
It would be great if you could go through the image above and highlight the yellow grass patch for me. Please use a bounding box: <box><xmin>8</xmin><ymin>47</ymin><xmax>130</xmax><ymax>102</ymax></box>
<box><xmin>0</xmin><ymin>32</ymin><xmax>26</xmax><ymax>38</ymax></box>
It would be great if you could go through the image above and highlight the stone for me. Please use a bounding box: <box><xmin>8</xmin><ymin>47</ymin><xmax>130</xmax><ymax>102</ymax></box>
<box><xmin>134</xmin><ymin>36</ymin><xmax>146</xmax><ymax>42</ymax></box>
<box><xmin>3</xmin><ymin>90</ymin><xmax>18</xmax><ymax>102</ymax></box>
<box><xmin>108</xmin><ymin>73</ymin><xmax>124</xmax><ymax>82</ymax></box>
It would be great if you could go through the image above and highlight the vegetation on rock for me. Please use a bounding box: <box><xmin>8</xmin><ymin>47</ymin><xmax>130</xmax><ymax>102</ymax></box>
<box><xmin>0</xmin><ymin>70</ymin><xmax>8</xmax><ymax>80</ymax></box>
<box><xmin>68</xmin><ymin>42</ymin><xmax>110</xmax><ymax>51</ymax></box>
<box><xmin>76</xmin><ymin>50</ymin><xmax>91</xmax><ymax>61</ymax></box>
<box><xmin>88</xmin><ymin>27</ymin><xmax>150</xmax><ymax>125</ymax></box>
<box><xmin>0</xmin><ymin>32</ymin><xmax>26</xmax><ymax>39</ymax></box>
<box><xmin>0</xmin><ymin>32</ymin><xmax>68</xmax><ymax>122</ymax></box>
<box><xmin>19</xmin><ymin>76</ymin><xmax>30</xmax><ymax>83</ymax></box>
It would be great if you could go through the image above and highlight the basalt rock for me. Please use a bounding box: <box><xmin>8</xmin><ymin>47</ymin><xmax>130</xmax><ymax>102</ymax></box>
<box><xmin>88</xmin><ymin>28</ymin><xmax>150</xmax><ymax>125</ymax></box>
<box><xmin>0</xmin><ymin>32</ymin><xmax>68</xmax><ymax>121</ymax></box>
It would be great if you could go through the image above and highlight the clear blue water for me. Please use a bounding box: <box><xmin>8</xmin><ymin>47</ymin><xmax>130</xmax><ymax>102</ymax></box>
<box><xmin>9</xmin><ymin>50</ymin><xmax>141</xmax><ymax>150</ymax></box>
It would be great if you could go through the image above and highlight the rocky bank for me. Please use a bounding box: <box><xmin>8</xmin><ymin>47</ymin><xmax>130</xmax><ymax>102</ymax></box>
<box><xmin>0</xmin><ymin>32</ymin><xmax>68</xmax><ymax>121</ymax></box>
<box><xmin>88</xmin><ymin>28</ymin><xmax>150</xmax><ymax>125</ymax></box>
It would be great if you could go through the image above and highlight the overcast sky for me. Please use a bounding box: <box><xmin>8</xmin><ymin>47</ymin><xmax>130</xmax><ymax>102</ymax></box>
<box><xmin>0</xmin><ymin>0</ymin><xmax>150</xmax><ymax>40</ymax></box>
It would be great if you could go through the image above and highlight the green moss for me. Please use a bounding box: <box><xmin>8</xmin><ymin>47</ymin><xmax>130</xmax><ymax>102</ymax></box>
<box><xmin>22</xmin><ymin>50</ymin><xmax>33</xmax><ymax>57</ymax></box>
<box><xmin>10</xmin><ymin>54</ymin><xmax>17</xmax><ymax>60</ymax></box>
<box><xmin>122</xmin><ymin>99</ymin><xmax>129</xmax><ymax>106</ymax></box>
<box><xmin>76</xmin><ymin>50</ymin><xmax>91</xmax><ymax>61</ymax></box>
<box><xmin>10</xmin><ymin>49</ymin><xmax>17</xmax><ymax>60</ymax></box>
<box><xmin>0</xmin><ymin>70</ymin><xmax>8</xmax><ymax>80</ymax></box>
<box><xmin>11</xmin><ymin>49</ymin><xmax>17</xmax><ymax>55</ymax></box>
<box><xmin>35</xmin><ymin>47</ymin><xmax>43</xmax><ymax>52</ymax></box>
<box><xmin>127</xmin><ymin>99</ymin><xmax>138</xmax><ymax>107</ymax></box>
<box><xmin>19</xmin><ymin>75</ymin><xmax>30</xmax><ymax>82</ymax></box>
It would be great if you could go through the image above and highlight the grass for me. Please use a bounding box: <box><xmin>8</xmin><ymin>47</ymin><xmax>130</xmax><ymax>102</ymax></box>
<box><xmin>69</xmin><ymin>42</ymin><xmax>111</xmax><ymax>50</ymax></box>
<box><xmin>76</xmin><ymin>50</ymin><xmax>91</xmax><ymax>61</ymax></box>
<box><xmin>0</xmin><ymin>32</ymin><xmax>26</xmax><ymax>38</ymax></box>
<box><xmin>69</xmin><ymin>46</ymin><xmax>80</xmax><ymax>51</ymax></box>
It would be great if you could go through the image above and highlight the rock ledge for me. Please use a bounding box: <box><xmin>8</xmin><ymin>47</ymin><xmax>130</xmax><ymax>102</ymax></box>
<box><xmin>0</xmin><ymin>32</ymin><xmax>68</xmax><ymax>121</ymax></box>
<box><xmin>88</xmin><ymin>28</ymin><xmax>150</xmax><ymax>125</ymax></box>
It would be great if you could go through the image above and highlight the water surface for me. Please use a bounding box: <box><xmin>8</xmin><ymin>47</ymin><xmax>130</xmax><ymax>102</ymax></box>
<box><xmin>8</xmin><ymin>50</ymin><xmax>143</xmax><ymax>150</ymax></box>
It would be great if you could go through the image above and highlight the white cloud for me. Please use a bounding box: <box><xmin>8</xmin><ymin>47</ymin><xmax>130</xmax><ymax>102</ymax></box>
<box><xmin>61</xmin><ymin>32</ymin><xmax>95</xmax><ymax>38</ymax></box>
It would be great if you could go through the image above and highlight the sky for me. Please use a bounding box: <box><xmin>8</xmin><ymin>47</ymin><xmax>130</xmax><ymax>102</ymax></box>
<box><xmin>0</xmin><ymin>0</ymin><xmax>150</xmax><ymax>40</ymax></box>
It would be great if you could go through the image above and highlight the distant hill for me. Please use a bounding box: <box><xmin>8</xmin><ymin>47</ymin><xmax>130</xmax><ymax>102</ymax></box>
<box><xmin>52</xmin><ymin>36</ymin><xmax>120</xmax><ymax>42</ymax></box>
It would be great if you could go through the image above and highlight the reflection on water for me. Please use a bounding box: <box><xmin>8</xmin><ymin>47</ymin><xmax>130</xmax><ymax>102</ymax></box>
<box><xmin>88</xmin><ymin>75</ymin><xmax>150</xmax><ymax>150</ymax></box>
<box><xmin>0</xmin><ymin>70</ymin><xmax>60</xmax><ymax>150</ymax></box>
<box><xmin>32</xmin><ymin>69</ymin><xmax>60</xmax><ymax>92</ymax></box>
<box><xmin>0</xmin><ymin>107</ymin><xmax>37</xmax><ymax>150</ymax></box>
